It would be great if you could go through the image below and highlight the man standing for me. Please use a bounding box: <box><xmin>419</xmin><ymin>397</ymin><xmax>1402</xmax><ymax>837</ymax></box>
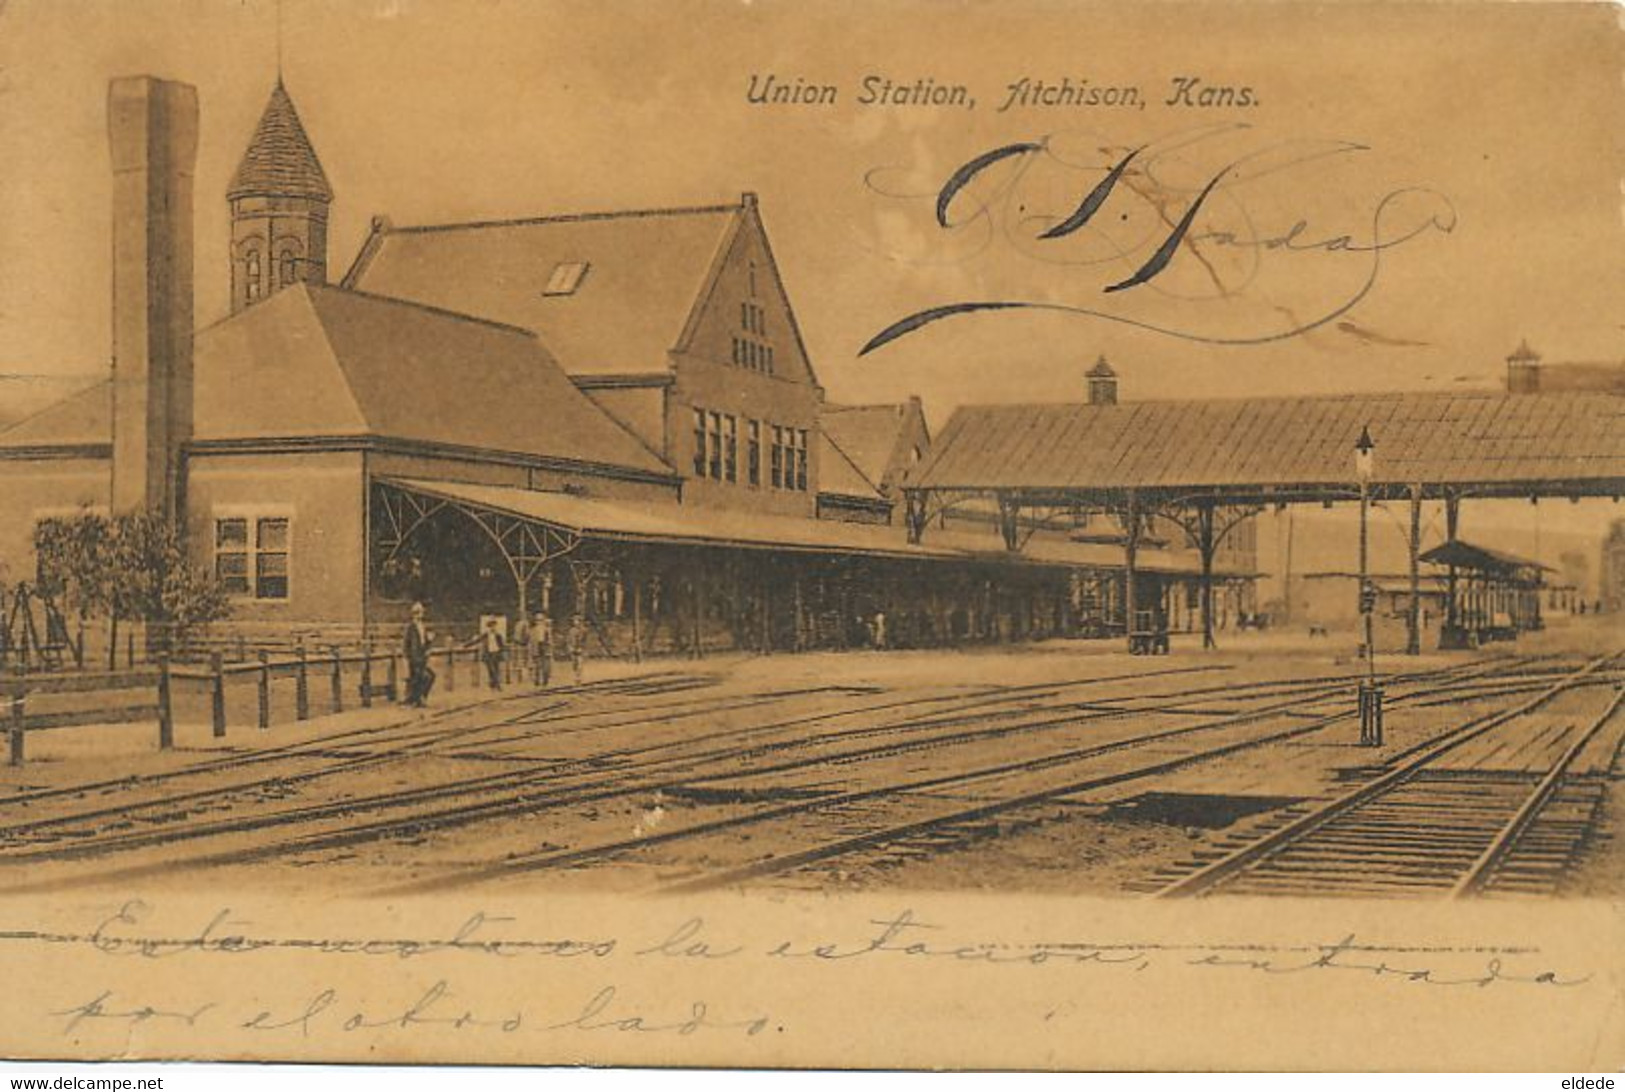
<box><xmin>568</xmin><ymin>611</ymin><xmax>588</xmax><ymax>686</ymax></box>
<box><xmin>531</xmin><ymin>611</ymin><xmax>553</xmax><ymax>687</ymax></box>
<box><xmin>475</xmin><ymin>617</ymin><xmax>506</xmax><ymax>690</ymax></box>
<box><xmin>403</xmin><ymin>602</ymin><xmax>436</xmax><ymax>707</ymax></box>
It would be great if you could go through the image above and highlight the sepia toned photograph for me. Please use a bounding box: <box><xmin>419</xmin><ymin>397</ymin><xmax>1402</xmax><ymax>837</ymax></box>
<box><xmin>0</xmin><ymin>0</ymin><xmax>1621</xmax><ymax>1073</ymax></box>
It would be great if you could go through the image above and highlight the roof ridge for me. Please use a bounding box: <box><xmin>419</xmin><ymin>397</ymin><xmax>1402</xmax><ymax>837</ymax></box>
<box><xmin>946</xmin><ymin>387</ymin><xmax>1610</xmax><ymax>413</ymax></box>
<box><xmin>308</xmin><ymin>283</ymin><xmax>544</xmax><ymax>340</ymax></box>
<box><xmin>384</xmin><ymin>202</ymin><xmax>744</xmax><ymax>235</ymax></box>
<box><xmin>0</xmin><ymin>378</ymin><xmax>109</xmax><ymax>439</ymax></box>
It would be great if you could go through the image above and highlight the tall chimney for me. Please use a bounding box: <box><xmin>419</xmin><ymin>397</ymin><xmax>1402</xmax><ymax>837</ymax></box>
<box><xmin>1086</xmin><ymin>354</ymin><xmax>1119</xmax><ymax>405</ymax></box>
<box><xmin>108</xmin><ymin>76</ymin><xmax>198</xmax><ymax>519</ymax></box>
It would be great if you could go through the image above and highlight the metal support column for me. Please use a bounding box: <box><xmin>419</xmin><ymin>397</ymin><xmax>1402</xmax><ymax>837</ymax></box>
<box><xmin>1197</xmin><ymin>501</ymin><xmax>1216</xmax><ymax>651</ymax></box>
<box><xmin>1123</xmin><ymin>491</ymin><xmax>1141</xmax><ymax>653</ymax></box>
<box><xmin>1407</xmin><ymin>483</ymin><xmax>1423</xmax><ymax>655</ymax></box>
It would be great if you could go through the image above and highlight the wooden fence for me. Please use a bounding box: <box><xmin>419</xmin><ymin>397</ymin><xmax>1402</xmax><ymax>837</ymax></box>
<box><xmin>2</xmin><ymin>636</ymin><xmax>548</xmax><ymax>766</ymax></box>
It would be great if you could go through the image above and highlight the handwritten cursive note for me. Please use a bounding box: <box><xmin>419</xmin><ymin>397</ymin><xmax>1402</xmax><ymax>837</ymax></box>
<box><xmin>860</xmin><ymin>125</ymin><xmax>1457</xmax><ymax>353</ymax></box>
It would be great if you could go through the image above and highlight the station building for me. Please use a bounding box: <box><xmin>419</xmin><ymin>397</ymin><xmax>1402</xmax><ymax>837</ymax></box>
<box><xmin>0</xmin><ymin>76</ymin><xmax>1255</xmax><ymax>657</ymax></box>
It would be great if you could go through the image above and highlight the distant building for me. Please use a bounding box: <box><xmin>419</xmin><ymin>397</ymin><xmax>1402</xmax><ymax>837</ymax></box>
<box><xmin>1504</xmin><ymin>339</ymin><xmax>1625</xmax><ymax>395</ymax></box>
<box><xmin>1603</xmin><ymin>520</ymin><xmax>1625</xmax><ymax>613</ymax></box>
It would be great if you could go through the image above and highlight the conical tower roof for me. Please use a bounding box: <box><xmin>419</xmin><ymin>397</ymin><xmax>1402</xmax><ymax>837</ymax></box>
<box><xmin>227</xmin><ymin>80</ymin><xmax>332</xmax><ymax>202</ymax></box>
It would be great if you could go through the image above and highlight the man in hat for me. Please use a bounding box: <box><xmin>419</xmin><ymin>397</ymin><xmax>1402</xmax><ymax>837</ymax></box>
<box><xmin>403</xmin><ymin>602</ymin><xmax>436</xmax><ymax>707</ymax></box>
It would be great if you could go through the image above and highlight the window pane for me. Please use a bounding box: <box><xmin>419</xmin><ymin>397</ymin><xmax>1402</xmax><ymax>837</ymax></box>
<box><xmin>215</xmin><ymin>552</ymin><xmax>248</xmax><ymax>595</ymax></box>
<box><xmin>256</xmin><ymin>573</ymin><xmax>289</xmax><ymax>600</ymax></box>
<box><xmin>258</xmin><ymin>552</ymin><xmax>289</xmax><ymax>577</ymax></box>
<box><xmin>257</xmin><ymin>517</ymin><xmax>289</xmax><ymax>550</ymax></box>
<box><xmin>216</xmin><ymin>518</ymin><xmax>247</xmax><ymax>548</ymax></box>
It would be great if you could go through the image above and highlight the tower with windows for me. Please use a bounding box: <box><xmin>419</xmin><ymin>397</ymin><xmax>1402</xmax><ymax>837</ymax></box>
<box><xmin>227</xmin><ymin>80</ymin><xmax>333</xmax><ymax>313</ymax></box>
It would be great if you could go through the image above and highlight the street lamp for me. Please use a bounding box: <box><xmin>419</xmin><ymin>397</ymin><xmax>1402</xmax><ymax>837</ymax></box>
<box><xmin>1354</xmin><ymin>425</ymin><xmax>1383</xmax><ymax>746</ymax></box>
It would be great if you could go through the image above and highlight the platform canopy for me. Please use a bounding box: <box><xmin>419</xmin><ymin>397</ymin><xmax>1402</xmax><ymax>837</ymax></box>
<box><xmin>909</xmin><ymin>390</ymin><xmax>1625</xmax><ymax>505</ymax></box>
<box><xmin>1420</xmin><ymin>539</ymin><xmax>1553</xmax><ymax>576</ymax></box>
<box><xmin>373</xmin><ymin>477</ymin><xmax>1253</xmax><ymax>576</ymax></box>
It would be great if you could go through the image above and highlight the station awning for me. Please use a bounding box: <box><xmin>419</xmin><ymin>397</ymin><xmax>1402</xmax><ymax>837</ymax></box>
<box><xmin>1420</xmin><ymin>539</ymin><xmax>1554</xmax><ymax>575</ymax></box>
<box><xmin>378</xmin><ymin>477</ymin><xmax>1255</xmax><ymax>577</ymax></box>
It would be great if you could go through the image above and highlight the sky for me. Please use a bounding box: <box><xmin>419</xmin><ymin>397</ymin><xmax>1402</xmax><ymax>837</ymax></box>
<box><xmin>1</xmin><ymin>0</ymin><xmax>1623</xmax><ymax>562</ymax></box>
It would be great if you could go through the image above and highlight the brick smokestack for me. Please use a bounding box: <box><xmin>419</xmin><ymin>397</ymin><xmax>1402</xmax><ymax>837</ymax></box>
<box><xmin>108</xmin><ymin>76</ymin><xmax>198</xmax><ymax>519</ymax></box>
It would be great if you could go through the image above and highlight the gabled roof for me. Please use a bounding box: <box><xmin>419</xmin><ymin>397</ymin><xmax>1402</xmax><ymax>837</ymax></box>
<box><xmin>228</xmin><ymin>81</ymin><xmax>333</xmax><ymax>202</ymax></box>
<box><xmin>342</xmin><ymin>202</ymin><xmax>743</xmax><ymax>376</ymax></box>
<box><xmin>821</xmin><ymin>404</ymin><xmax>907</xmax><ymax>488</ymax></box>
<box><xmin>912</xmin><ymin>390</ymin><xmax>1625</xmax><ymax>494</ymax></box>
<box><xmin>816</xmin><ymin>431</ymin><xmax>885</xmax><ymax>503</ymax></box>
<box><xmin>820</xmin><ymin>400</ymin><xmax>928</xmax><ymax>499</ymax></box>
<box><xmin>1420</xmin><ymin>539</ymin><xmax>1553</xmax><ymax>574</ymax></box>
<box><xmin>0</xmin><ymin>381</ymin><xmax>111</xmax><ymax>450</ymax></box>
<box><xmin>191</xmin><ymin>284</ymin><xmax>672</xmax><ymax>476</ymax></box>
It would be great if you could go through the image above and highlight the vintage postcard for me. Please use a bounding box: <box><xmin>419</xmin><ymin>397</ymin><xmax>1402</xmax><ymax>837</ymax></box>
<box><xmin>0</xmin><ymin>0</ymin><xmax>1622</xmax><ymax>1072</ymax></box>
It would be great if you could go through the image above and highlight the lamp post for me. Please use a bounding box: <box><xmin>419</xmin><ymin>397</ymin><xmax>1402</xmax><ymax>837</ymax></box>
<box><xmin>1354</xmin><ymin>425</ymin><xmax>1383</xmax><ymax>746</ymax></box>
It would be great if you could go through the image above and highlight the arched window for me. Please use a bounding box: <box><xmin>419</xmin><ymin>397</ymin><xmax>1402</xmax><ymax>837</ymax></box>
<box><xmin>244</xmin><ymin>250</ymin><xmax>262</xmax><ymax>300</ymax></box>
<box><xmin>280</xmin><ymin>251</ymin><xmax>298</xmax><ymax>287</ymax></box>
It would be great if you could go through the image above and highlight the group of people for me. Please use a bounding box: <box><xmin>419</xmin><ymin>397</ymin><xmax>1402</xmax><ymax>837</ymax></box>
<box><xmin>402</xmin><ymin>602</ymin><xmax>588</xmax><ymax>708</ymax></box>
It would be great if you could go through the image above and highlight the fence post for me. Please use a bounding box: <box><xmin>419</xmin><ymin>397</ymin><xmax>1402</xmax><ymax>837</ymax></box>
<box><xmin>257</xmin><ymin>650</ymin><xmax>270</xmax><ymax>730</ymax></box>
<box><xmin>210</xmin><ymin>652</ymin><xmax>226</xmax><ymax>738</ymax></box>
<box><xmin>126</xmin><ymin>631</ymin><xmax>136</xmax><ymax>670</ymax></box>
<box><xmin>157</xmin><ymin>652</ymin><xmax>173</xmax><ymax>751</ymax></box>
<box><xmin>360</xmin><ymin>643</ymin><xmax>374</xmax><ymax>709</ymax></box>
<box><xmin>295</xmin><ymin>642</ymin><xmax>310</xmax><ymax>722</ymax></box>
<box><xmin>9</xmin><ymin>692</ymin><xmax>23</xmax><ymax>767</ymax></box>
<box><xmin>330</xmin><ymin>646</ymin><xmax>343</xmax><ymax>714</ymax></box>
<box><xmin>444</xmin><ymin>636</ymin><xmax>456</xmax><ymax>693</ymax></box>
<box><xmin>386</xmin><ymin>651</ymin><xmax>399</xmax><ymax>703</ymax></box>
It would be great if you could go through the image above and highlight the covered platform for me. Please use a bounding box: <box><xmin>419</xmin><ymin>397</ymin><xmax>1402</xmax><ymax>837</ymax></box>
<box><xmin>907</xmin><ymin>389</ymin><xmax>1625</xmax><ymax>654</ymax></box>
<box><xmin>367</xmin><ymin>477</ymin><xmax>1255</xmax><ymax>657</ymax></box>
<box><xmin>1421</xmin><ymin>539</ymin><xmax>1552</xmax><ymax>648</ymax></box>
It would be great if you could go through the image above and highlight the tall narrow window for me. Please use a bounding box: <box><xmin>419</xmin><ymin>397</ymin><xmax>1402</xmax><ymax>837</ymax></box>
<box><xmin>692</xmin><ymin>408</ymin><xmax>707</xmax><ymax>476</ymax></box>
<box><xmin>215</xmin><ymin>518</ymin><xmax>250</xmax><ymax>595</ymax></box>
<box><xmin>723</xmin><ymin>415</ymin><xmax>738</xmax><ymax>483</ymax></box>
<box><xmin>255</xmin><ymin>517</ymin><xmax>291</xmax><ymax>599</ymax></box>
<box><xmin>795</xmin><ymin>429</ymin><xmax>809</xmax><ymax>491</ymax></box>
<box><xmin>708</xmin><ymin>411</ymin><xmax>723</xmax><ymax>480</ymax></box>
<box><xmin>771</xmin><ymin>426</ymin><xmax>784</xmax><ymax>489</ymax></box>
<box><xmin>747</xmin><ymin>420</ymin><xmax>761</xmax><ymax>486</ymax></box>
<box><xmin>245</xmin><ymin>251</ymin><xmax>262</xmax><ymax>301</ymax></box>
<box><xmin>279</xmin><ymin>250</ymin><xmax>298</xmax><ymax>287</ymax></box>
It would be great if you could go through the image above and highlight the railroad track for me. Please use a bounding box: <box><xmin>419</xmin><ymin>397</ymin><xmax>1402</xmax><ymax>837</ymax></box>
<box><xmin>0</xmin><ymin>660</ymin><xmax>1248</xmax><ymax>874</ymax></box>
<box><xmin>1145</xmin><ymin>651</ymin><xmax>1624</xmax><ymax>899</ymax></box>
<box><xmin>379</xmin><ymin>655</ymin><xmax>1530</xmax><ymax>895</ymax></box>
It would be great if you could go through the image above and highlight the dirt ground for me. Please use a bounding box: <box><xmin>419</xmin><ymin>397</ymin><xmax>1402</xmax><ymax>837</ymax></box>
<box><xmin>0</xmin><ymin>615</ymin><xmax>1620</xmax><ymax>901</ymax></box>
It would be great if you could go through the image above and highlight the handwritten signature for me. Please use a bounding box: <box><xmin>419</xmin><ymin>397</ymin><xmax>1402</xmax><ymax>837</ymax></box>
<box><xmin>859</xmin><ymin>125</ymin><xmax>1457</xmax><ymax>353</ymax></box>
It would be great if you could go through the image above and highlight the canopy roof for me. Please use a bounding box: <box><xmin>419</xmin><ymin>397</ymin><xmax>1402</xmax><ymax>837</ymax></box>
<box><xmin>1419</xmin><ymin>539</ymin><xmax>1554</xmax><ymax>574</ymax></box>
<box><xmin>911</xmin><ymin>390</ymin><xmax>1625</xmax><ymax>501</ymax></box>
<box><xmin>382</xmin><ymin>477</ymin><xmax>1254</xmax><ymax>576</ymax></box>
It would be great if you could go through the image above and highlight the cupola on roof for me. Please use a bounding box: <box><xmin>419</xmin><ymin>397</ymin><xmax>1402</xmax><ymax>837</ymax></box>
<box><xmin>227</xmin><ymin>80</ymin><xmax>333</xmax><ymax>202</ymax></box>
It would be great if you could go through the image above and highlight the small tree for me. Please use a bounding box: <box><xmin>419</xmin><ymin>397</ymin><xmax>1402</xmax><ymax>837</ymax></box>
<box><xmin>35</xmin><ymin>509</ymin><xmax>230</xmax><ymax>664</ymax></box>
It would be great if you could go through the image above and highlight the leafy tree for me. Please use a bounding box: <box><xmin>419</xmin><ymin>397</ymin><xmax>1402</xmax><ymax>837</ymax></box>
<box><xmin>34</xmin><ymin>510</ymin><xmax>230</xmax><ymax>662</ymax></box>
